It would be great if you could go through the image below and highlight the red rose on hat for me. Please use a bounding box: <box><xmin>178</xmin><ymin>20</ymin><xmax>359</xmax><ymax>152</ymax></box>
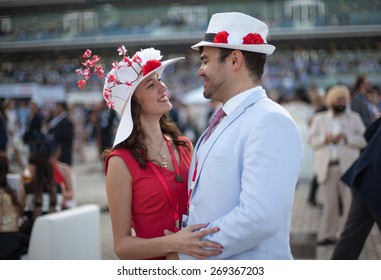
<box><xmin>243</xmin><ymin>33</ymin><xmax>264</xmax><ymax>45</ymax></box>
<box><xmin>141</xmin><ymin>60</ymin><xmax>162</xmax><ymax>76</ymax></box>
<box><xmin>213</xmin><ymin>31</ymin><xmax>229</xmax><ymax>44</ymax></box>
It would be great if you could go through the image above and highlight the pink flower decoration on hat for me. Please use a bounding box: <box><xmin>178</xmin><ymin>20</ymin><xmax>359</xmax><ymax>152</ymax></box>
<box><xmin>106</xmin><ymin>100</ymin><xmax>115</xmax><ymax>109</ymax></box>
<box><xmin>82</xmin><ymin>49</ymin><xmax>91</xmax><ymax>58</ymax></box>
<box><xmin>141</xmin><ymin>60</ymin><xmax>162</xmax><ymax>76</ymax></box>
<box><xmin>242</xmin><ymin>33</ymin><xmax>264</xmax><ymax>45</ymax></box>
<box><xmin>77</xmin><ymin>80</ymin><xmax>86</xmax><ymax>89</ymax></box>
<box><xmin>213</xmin><ymin>31</ymin><xmax>229</xmax><ymax>44</ymax></box>
<box><xmin>94</xmin><ymin>65</ymin><xmax>104</xmax><ymax>78</ymax></box>
<box><xmin>133</xmin><ymin>55</ymin><xmax>142</xmax><ymax>64</ymax></box>
<box><xmin>103</xmin><ymin>88</ymin><xmax>112</xmax><ymax>100</ymax></box>
<box><xmin>76</xmin><ymin>46</ymin><xmax>165</xmax><ymax>110</ymax></box>
<box><xmin>118</xmin><ymin>45</ymin><xmax>127</xmax><ymax>56</ymax></box>
<box><xmin>107</xmin><ymin>74</ymin><xmax>119</xmax><ymax>86</ymax></box>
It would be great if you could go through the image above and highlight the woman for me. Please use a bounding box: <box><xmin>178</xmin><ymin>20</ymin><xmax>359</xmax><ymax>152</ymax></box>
<box><xmin>50</xmin><ymin>143</ymin><xmax>74</xmax><ymax>208</ymax></box>
<box><xmin>18</xmin><ymin>139</ymin><xmax>65</xmax><ymax>251</ymax></box>
<box><xmin>77</xmin><ymin>47</ymin><xmax>222</xmax><ymax>259</ymax></box>
<box><xmin>51</xmin><ymin>159</ymin><xmax>74</xmax><ymax>208</ymax></box>
<box><xmin>0</xmin><ymin>153</ymin><xmax>22</xmax><ymax>259</ymax></box>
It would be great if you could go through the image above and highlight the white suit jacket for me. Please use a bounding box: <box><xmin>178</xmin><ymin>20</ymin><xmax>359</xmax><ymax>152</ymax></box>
<box><xmin>308</xmin><ymin>110</ymin><xmax>366</xmax><ymax>184</ymax></box>
<box><xmin>180</xmin><ymin>88</ymin><xmax>303</xmax><ymax>260</ymax></box>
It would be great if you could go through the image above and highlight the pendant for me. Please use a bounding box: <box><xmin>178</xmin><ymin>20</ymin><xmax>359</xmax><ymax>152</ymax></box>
<box><xmin>176</xmin><ymin>174</ymin><xmax>184</xmax><ymax>182</ymax></box>
<box><xmin>159</xmin><ymin>152</ymin><xmax>167</xmax><ymax>167</ymax></box>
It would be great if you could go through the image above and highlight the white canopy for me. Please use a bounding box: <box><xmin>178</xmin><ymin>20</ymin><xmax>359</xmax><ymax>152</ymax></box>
<box><xmin>182</xmin><ymin>86</ymin><xmax>208</xmax><ymax>104</ymax></box>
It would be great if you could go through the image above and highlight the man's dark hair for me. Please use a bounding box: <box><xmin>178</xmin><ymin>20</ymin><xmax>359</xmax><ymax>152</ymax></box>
<box><xmin>218</xmin><ymin>48</ymin><xmax>266</xmax><ymax>83</ymax></box>
<box><xmin>57</xmin><ymin>101</ymin><xmax>68</xmax><ymax>111</ymax></box>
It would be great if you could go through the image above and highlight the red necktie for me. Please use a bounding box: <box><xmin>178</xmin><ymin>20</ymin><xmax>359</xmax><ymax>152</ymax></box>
<box><xmin>204</xmin><ymin>107</ymin><xmax>226</xmax><ymax>141</ymax></box>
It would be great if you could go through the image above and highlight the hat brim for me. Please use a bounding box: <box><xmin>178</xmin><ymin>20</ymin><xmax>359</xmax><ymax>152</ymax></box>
<box><xmin>191</xmin><ymin>41</ymin><xmax>275</xmax><ymax>55</ymax></box>
<box><xmin>113</xmin><ymin>57</ymin><xmax>184</xmax><ymax>147</ymax></box>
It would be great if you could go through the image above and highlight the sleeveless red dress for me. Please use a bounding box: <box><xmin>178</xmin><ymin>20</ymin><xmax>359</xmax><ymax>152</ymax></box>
<box><xmin>105</xmin><ymin>137</ymin><xmax>192</xmax><ymax>259</ymax></box>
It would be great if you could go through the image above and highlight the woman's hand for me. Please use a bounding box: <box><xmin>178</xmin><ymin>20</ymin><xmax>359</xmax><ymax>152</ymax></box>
<box><xmin>165</xmin><ymin>224</ymin><xmax>222</xmax><ymax>259</ymax></box>
<box><xmin>166</xmin><ymin>252</ymin><xmax>179</xmax><ymax>260</ymax></box>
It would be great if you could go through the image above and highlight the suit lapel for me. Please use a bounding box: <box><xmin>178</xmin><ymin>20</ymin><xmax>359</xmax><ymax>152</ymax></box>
<box><xmin>190</xmin><ymin>88</ymin><xmax>267</xmax><ymax>195</ymax></box>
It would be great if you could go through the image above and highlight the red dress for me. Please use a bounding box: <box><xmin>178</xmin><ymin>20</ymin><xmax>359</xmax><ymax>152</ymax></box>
<box><xmin>105</xmin><ymin>137</ymin><xmax>192</xmax><ymax>259</ymax></box>
<box><xmin>53</xmin><ymin>162</ymin><xmax>65</xmax><ymax>185</ymax></box>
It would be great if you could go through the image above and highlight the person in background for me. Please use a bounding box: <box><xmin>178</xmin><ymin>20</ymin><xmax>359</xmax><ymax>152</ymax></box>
<box><xmin>50</xmin><ymin>144</ymin><xmax>75</xmax><ymax>209</ymax></box>
<box><xmin>283</xmin><ymin>87</ymin><xmax>315</xmax><ymax>183</ymax></box>
<box><xmin>18</xmin><ymin>140</ymin><xmax>65</xmax><ymax>253</ymax></box>
<box><xmin>366</xmin><ymin>86</ymin><xmax>381</xmax><ymax>120</ymax></box>
<box><xmin>350</xmin><ymin>75</ymin><xmax>375</xmax><ymax>127</ymax></box>
<box><xmin>71</xmin><ymin>104</ymin><xmax>86</xmax><ymax>163</ymax></box>
<box><xmin>332</xmin><ymin>117</ymin><xmax>381</xmax><ymax>259</ymax></box>
<box><xmin>307</xmin><ymin>88</ymin><xmax>328</xmax><ymax>207</ymax></box>
<box><xmin>4</xmin><ymin>99</ymin><xmax>26</xmax><ymax>170</ymax></box>
<box><xmin>0</xmin><ymin>102</ymin><xmax>8</xmax><ymax>153</ymax></box>
<box><xmin>0</xmin><ymin>153</ymin><xmax>22</xmax><ymax>259</ymax></box>
<box><xmin>48</xmin><ymin>102</ymin><xmax>74</xmax><ymax>166</ymax></box>
<box><xmin>374</xmin><ymin>86</ymin><xmax>381</xmax><ymax>113</ymax></box>
<box><xmin>22</xmin><ymin>101</ymin><xmax>45</xmax><ymax>156</ymax></box>
<box><xmin>77</xmin><ymin>46</ymin><xmax>221</xmax><ymax>259</ymax></box>
<box><xmin>308</xmin><ymin>84</ymin><xmax>367</xmax><ymax>245</ymax></box>
<box><xmin>95</xmin><ymin>101</ymin><xmax>118</xmax><ymax>156</ymax></box>
<box><xmin>179</xmin><ymin>12</ymin><xmax>303</xmax><ymax>260</ymax></box>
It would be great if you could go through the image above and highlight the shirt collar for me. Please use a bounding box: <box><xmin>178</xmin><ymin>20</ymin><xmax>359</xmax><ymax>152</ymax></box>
<box><xmin>222</xmin><ymin>86</ymin><xmax>263</xmax><ymax>116</ymax></box>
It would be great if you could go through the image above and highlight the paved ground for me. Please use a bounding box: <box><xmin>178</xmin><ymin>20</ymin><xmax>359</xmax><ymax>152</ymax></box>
<box><xmin>72</xmin><ymin>143</ymin><xmax>381</xmax><ymax>260</ymax></box>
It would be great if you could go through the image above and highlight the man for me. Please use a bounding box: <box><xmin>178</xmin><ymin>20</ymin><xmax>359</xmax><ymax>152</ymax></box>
<box><xmin>308</xmin><ymin>85</ymin><xmax>366</xmax><ymax>245</ymax></box>
<box><xmin>351</xmin><ymin>75</ymin><xmax>375</xmax><ymax>128</ymax></box>
<box><xmin>179</xmin><ymin>12</ymin><xmax>303</xmax><ymax>260</ymax></box>
<box><xmin>96</xmin><ymin>101</ymin><xmax>118</xmax><ymax>156</ymax></box>
<box><xmin>332</xmin><ymin>117</ymin><xmax>381</xmax><ymax>259</ymax></box>
<box><xmin>22</xmin><ymin>101</ymin><xmax>44</xmax><ymax>156</ymax></box>
<box><xmin>48</xmin><ymin>102</ymin><xmax>74</xmax><ymax>166</ymax></box>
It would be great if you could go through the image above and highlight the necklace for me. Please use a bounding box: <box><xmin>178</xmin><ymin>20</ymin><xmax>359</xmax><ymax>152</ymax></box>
<box><xmin>147</xmin><ymin>136</ymin><xmax>184</xmax><ymax>232</ymax></box>
<box><xmin>149</xmin><ymin>136</ymin><xmax>168</xmax><ymax>167</ymax></box>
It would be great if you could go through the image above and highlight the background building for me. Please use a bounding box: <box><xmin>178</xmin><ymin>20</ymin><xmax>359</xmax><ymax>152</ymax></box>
<box><xmin>1</xmin><ymin>0</ymin><xmax>380</xmax><ymax>102</ymax></box>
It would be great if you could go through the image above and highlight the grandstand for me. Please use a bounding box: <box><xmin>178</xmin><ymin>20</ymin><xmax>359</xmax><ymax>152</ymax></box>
<box><xmin>0</xmin><ymin>0</ymin><xmax>381</xmax><ymax>102</ymax></box>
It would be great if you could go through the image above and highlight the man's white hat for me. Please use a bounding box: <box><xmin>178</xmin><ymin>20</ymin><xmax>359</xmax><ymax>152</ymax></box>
<box><xmin>192</xmin><ymin>12</ymin><xmax>275</xmax><ymax>55</ymax></box>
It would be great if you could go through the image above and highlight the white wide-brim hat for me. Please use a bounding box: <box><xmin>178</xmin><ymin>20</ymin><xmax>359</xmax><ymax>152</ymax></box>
<box><xmin>192</xmin><ymin>12</ymin><xmax>275</xmax><ymax>55</ymax></box>
<box><xmin>102</xmin><ymin>48</ymin><xmax>184</xmax><ymax>147</ymax></box>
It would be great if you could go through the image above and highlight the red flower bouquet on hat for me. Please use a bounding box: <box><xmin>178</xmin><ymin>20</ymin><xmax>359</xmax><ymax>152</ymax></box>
<box><xmin>213</xmin><ymin>31</ymin><xmax>229</xmax><ymax>44</ymax></box>
<box><xmin>213</xmin><ymin>31</ymin><xmax>264</xmax><ymax>46</ymax></box>
<box><xmin>243</xmin><ymin>33</ymin><xmax>264</xmax><ymax>45</ymax></box>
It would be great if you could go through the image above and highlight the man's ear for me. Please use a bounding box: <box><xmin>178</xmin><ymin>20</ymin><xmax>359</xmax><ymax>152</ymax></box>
<box><xmin>231</xmin><ymin>50</ymin><xmax>243</xmax><ymax>70</ymax></box>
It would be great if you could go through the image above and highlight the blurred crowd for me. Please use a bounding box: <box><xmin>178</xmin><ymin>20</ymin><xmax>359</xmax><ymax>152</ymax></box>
<box><xmin>1</xmin><ymin>72</ymin><xmax>380</xmax><ymax>175</ymax></box>
<box><xmin>0</xmin><ymin>99</ymin><xmax>120</xmax><ymax>171</ymax></box>
<box><xmin>1</xmin><ymin>48</ymin><xmax>380</xmax><ymax>98</ymax></box>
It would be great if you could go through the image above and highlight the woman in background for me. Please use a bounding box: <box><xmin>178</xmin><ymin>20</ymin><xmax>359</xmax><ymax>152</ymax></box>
<box><xmin>0</xmin><ymin>153</ymin><xmax>22</xmax><ymax>259</ymax></box>
<box><xmin>18</xmin><ymin>140</ymin><xmax>65</xmax><ymax>252</ymax></box>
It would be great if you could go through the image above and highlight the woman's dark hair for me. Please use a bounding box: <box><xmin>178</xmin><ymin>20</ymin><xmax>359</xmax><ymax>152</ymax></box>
<box><xmin>101</xmin><ymin>95</ymin><xmax>189</xmax><ymax>168</ymax></box>
<box><xmin>0</xmin><ymin>153</ymin><xmax>20</xmax><ymax>209</ymax></box>
<box><xmin>218</xmin><ymin>48</ymin><xmax>266</xmax><ymax>83</ymax></box>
